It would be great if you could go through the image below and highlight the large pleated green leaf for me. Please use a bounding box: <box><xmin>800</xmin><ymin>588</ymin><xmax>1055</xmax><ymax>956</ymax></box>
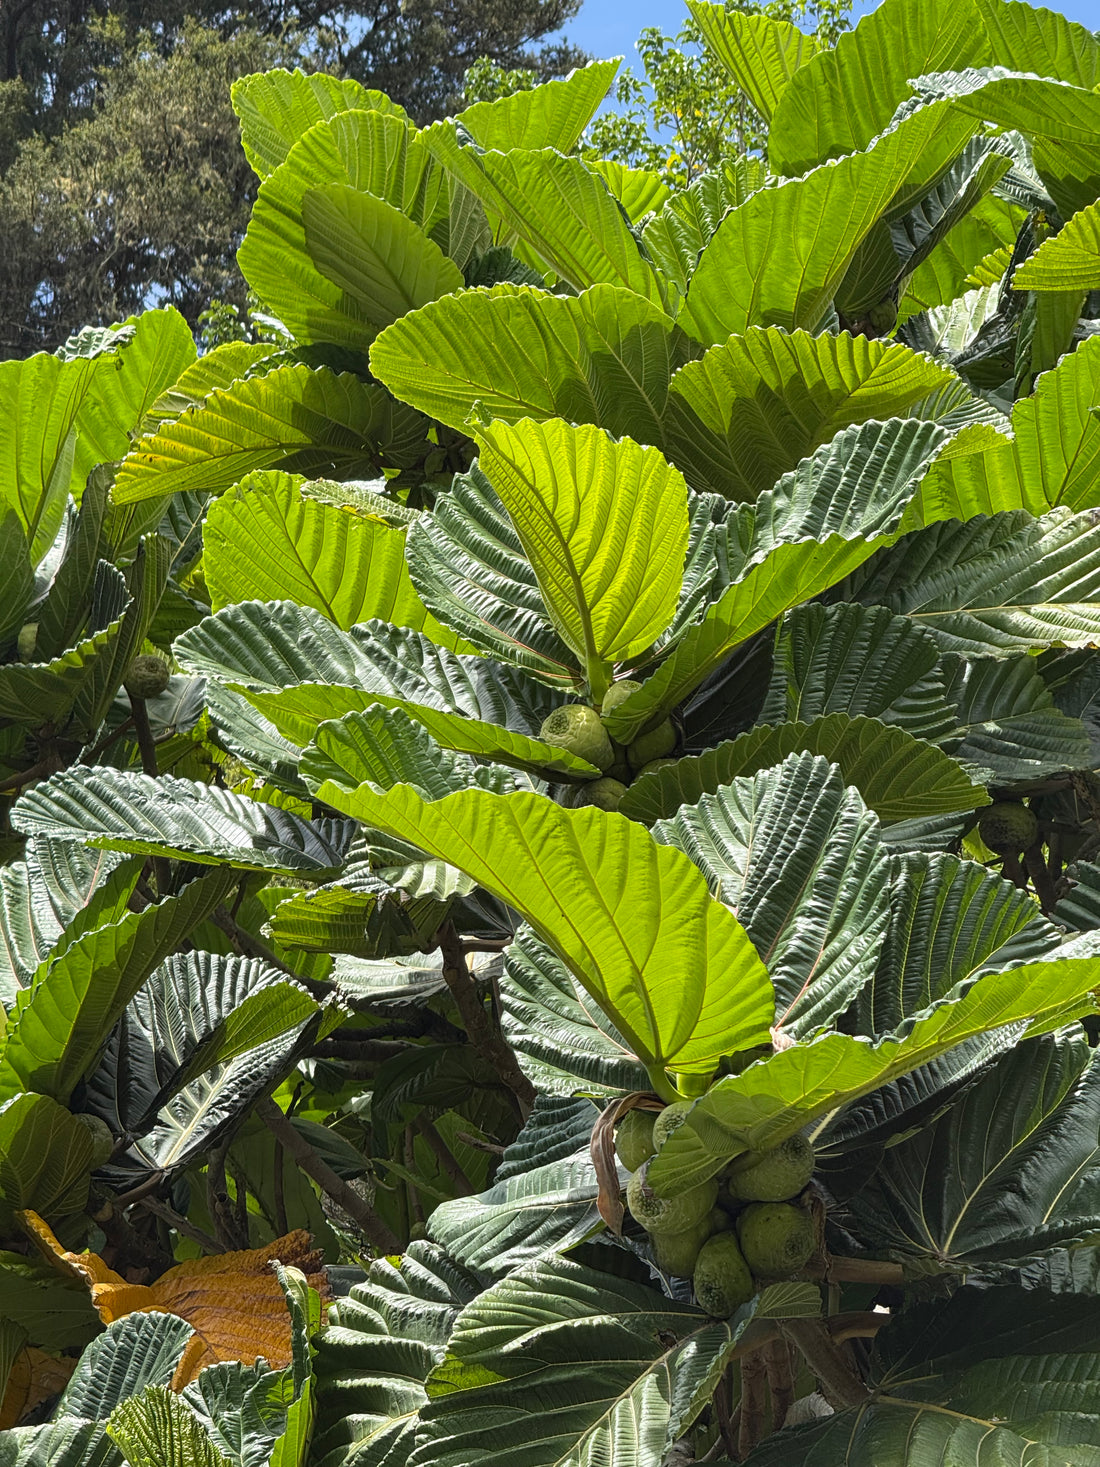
<box><xmin>0</xmin><ymin>1093</ymin><xmax>95</xmax><ymax>1229</ymax></box>
<box><xmin>176</xmin><ymin>600</ymin><xmax>595</xmax><ymax>779</ymax></box>
<box><xmin>370</xmin><ymin>282</ymin><xmax>696</xmax><ymax>445</ymax></box>
<box><xmin>971</xmin><ymin>0</ymin><xmax>1100</xmax><ymax>86</ymax></box>
<box><xmin>451</xmin><ymin>60</ymin><xmax>618</xmax><ymax>154</ymax></box>
<box><xmin>767</xmin><ymin>0</ymin><xmax>989</xmax><ymax>176</ymax></box>
<box><xmin>915</xmin><ymin>335</ymin><xmax>1100</xmax><ymax>517</ymax></box>
<box><xmin>405</xmin><ymin>465</ymin><xmax>580</xmax><ymax>684</ymax></box>
<box><xmin>622</xmin><ymin>715</ymin><xmax>987</xmax><ymax>827</ymax></box>
<box><xmin>85</xmin><ymin>952</ymin><xmax>324</xmax><ymax>1172</ymax></box>
<box><xmin>604</xmin><ymin>419</ymin><xmax>951</xmax><ymax>740</ymax></box>
<box><xmin>465</xmin><ymin>150</ymin><xmax>663</xmax><ymax>304</ymax></box>
<box><xmin>648</xmin><ymin>951</ymin><xmax>1100</xmax><ymax>1195</ymax></box>
<box><xmin>688</xmin><ymin>2</ymin><xmax>818</xmax><ymax>123</ymax></box>
<box><xmin>231</xmin><ymin>67</ymin><xmax>408</xmax><ymax>179</ymax></box>
<box><xmin>663</xmin><ymin>327</ymin><xmax>966</xmax><ymax>502</ymax></box>
<box><xmin>940</xmin><ymin>652</ymin><xmax>1092</xmax><ymax>782</ymax></box>
<box><xmin>848</xmin><ymin>505</ymin><xmax>1100</xmax><ymax>655</ymax></box>
<box><xmin>11</xmin><ymin>766</ymin><xmax>351</xmax><ymax>875</ymax></box>
<box><xmin>412</xmin><ymin>1257</ymin><xmax>749</xmax><ymax>1467</ymax></box>
<box><xmin>680</xmin><ymin>102</ymin><xmax>979</xmax><ymax>345</ymax></box>
<box><xmin>307</xmin><ymin>784</ymin><xmax>775</xmax><ymax>1077</ymax></box>
<box><xmin>0</xmin><ymin>1419</ymin><xmax>119</xmax><ymax>1466</ymax></box>
<box><xmin>861</xmin><ymin>851</ymin><xmax>1060</xmax><ymax>1037</ymax></box>
<box><xmin>476</xmin><ymin>419</ymin><xmax>688</xmax><ymax>679</ymax></box>
<box><xmin>846</xmin><ymin>1032</ymin><xmax>1100</xmax><ymax>1264</ymax></box>
<box><xmin>58</xmin><ymin>1314</ymin><xmax>195</xmax><ymax>1423</ymax></box>
<box><xmin>107</xmin><ymin>1385</ymin><xmax>233</xmax><ymax>1467</ymax></box>
<box><xmin>949</xmin><ymin>73</ymin><xmax>1100</xmax><ymax>145</ymax></box>
<box><xmin>1015</xmin><ymin>198</ymin><xmax>1100</xmax><ymax>291</ymax></box>
<box><xmin>501</xmin><ymin>926</ymin><xmax>650</xmax><ymax>1096</ymax></box>
<box><xmin>760</xmin><ymin>602</ymin><xmax>957</xmax><ymax>742</ymax></box>
<box><xmin>653</xmin><ymin>755</ymin><xmax>891</xmax><ymax>1040</ymax></box>
<box><xmin>640</xmin><ymin>160</ymin><xmax>767</xmax><ymax>300</ymax></box>
<box><xmin>202</xmin><ymin>470</ymin><xmax>462</xmax><ymax>644</ymax></box>
<box><xmin>744</xmin><ymin>1288</ymin><xmax>1100</xmax><ymax>1467</ymax></box>
<box><xmin>0</xmin><ymin>867</ymin><xmax>235</xmax><ymax>1107</ymax></box>
<box><xmin>112</xmin><ymin>365</ymin><xmax>428</xmax><ymax>503</ymax></box>
<box><xmin>585</xmin><ymin>160</ymin><xmax>670</xmax><ymax>222</ymax></box>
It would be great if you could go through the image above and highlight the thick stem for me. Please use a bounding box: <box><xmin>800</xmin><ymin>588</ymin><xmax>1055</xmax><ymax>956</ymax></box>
<box><xmin>255</xmin><ymin>1096</ymin><xmax>399</xmax><ymax>1254</ymax></box>
<box><xmin>130</xmin><ymin>696</ymin><xmax>172</xmax><ymax>895</ymax></box>
<box><xmin>436</xmin><ymin>921</ymin><xmax>535</xmax><ymax>1121</ymax></box>
<box><xmin>762</xmin><ymin>1337</ymin><xmax>795</xmax><ymax>1433</ymax></box>
<box><xmin>272</xmin><ymin>1137</ymin><xmax>288</xmax><ymax>1238</ymax></box>
<box><xmin>414</xmin><ymin>1115</ymin><xmax>475</xmax><ymax>1195</ymax></box>
<box><xmin>781</xmin><ymin>1318</ymin><xmax>872</xmax><ymax>1411</ymax></box>
<box><xmin>206</xmin><ymin>1137</ymin><xmax>246</xmax><ymax>1251</ymax></box>
<box><xmin>1023</xmin><ymin>842</ymin><xmax>1058</xmax><ymax>913</ymax></box>
<box><xmin>137</xmin><ymin>1197</ymin><xmax>225</xmax><ymax>1256</ymax></box>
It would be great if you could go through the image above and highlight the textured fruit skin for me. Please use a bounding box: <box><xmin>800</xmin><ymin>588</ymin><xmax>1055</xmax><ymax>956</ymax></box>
<box><xmin>653</xmin><ymin>1100</ymin><xmax>693</xmax><ymax>1151</ymax></box>
<box><xmin>727</xmin><ymin>1134</ymin><xmax>815</xmax><ymax>1202</ymax></box>
<box><xmin>539</xmin><ymin>704</ymin><xmax>614</xmax><ymax>771</ymax></box>
<box><xmin>627</xmin><ymin>719</ymin><xmax>677</xmax><ymax>769</ymax></box>
<box><xmin>124</xmin><ymin>654</ymin><xmax>170</xmax><ymax>700</ymax></box>
<box><xmin>652</xmin><ymin>1213</ymin><xmax>715</xmax><ymax>1277</ymax></box>
<box><xmin>616</xmin><ymin>1109</ymin><xmax>657</xmax><ymax>1172</ymax></box>
<box><xmin>16</xmin><ymin>623</ymin><xmax>38</xmax><ymax>662</ymax></box>
<box><xmin>694</xmin><ymin>1232</ymin><xmax>756</xmax><ymax>1316</ymax></box>
<box><xmin>638</xmin><ymin>758</ymin><xmax>677</xmax><ymax>776</ymax></box>
<box><xmin>737</xmin><ymin>1202</ymin><xmax>815</xmax><ymax>1277</ymax></box>
<box><xmin>979</xmin><ymin>801</ymin><xmax>1039</xmax><ymax>854</ymax></box>
<box><xmin>601</xmin><ymin>680</ymin><xmax>642</xmax><ymax>719</ymax></box>
<box><xmin>576</xmin><ymin>777</ymin><xmax>628</xmax><ymax>811</ymax></box>
<box><xmin>74</xmin><ymin>1113</ymin><xmax>114</xmax><ymax>1169</ymax></box>
<box><xmin>627</xmin><ymin>1160</ymin><xmax>717</xmax><ymax>1234</ymax></box>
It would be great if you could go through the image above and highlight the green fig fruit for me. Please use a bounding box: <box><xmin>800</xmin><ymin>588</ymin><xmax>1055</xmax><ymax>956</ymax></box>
<box><xmin>124</xmin><ymin>654</ymin><xmax>170</xmax><ymax>700</ymax></box>
<box><xmin>626</xmin><ymin>1159</ymin><xmax>717</xmax><ymax>1235</ymax></box>
<box><xmin>652</xmin><ymin>1212</ymin><xmax>715</xmax><ymax>1277</ymax></box>
<box><xmin>737</xmin><ymin>1202</ymin><xmax>815</xmax><ymax>1278</ymax></box>
<box><xmin>653</xmin><ymin>1100</ymin><xmax>693</xmax><ymax>1151</ymax></box>
<box><xmin>627</xmin><ymin>718</ymin><xmax>676</xmax><ymax>769</ymax></box>
<box><xmin>74</xmin><ymin>1113</ymin><xmax>114</xmax><ymax>1169</ymax></box>
<box><xmin>979</xmin><ymin>801</ymin><xmax>1039</xmax><ymax>854</ymax></box>
<box><xmin>616</xmin><ymin>1109</ymin><xmax>657</xmax><ymax>1172</ymax></box>
<box><xmin>16</xmin><ymin>623</ymin><xmax>38</xmax><ymax>662</ymax></box>
<box><xmin>727</xmin><ymin>1134</ymin><xmax>815</xmax><ymax>1203</ymax></box>
<box><xmin>601</xmin><ymin>680</ymin><xmax>642</xmax><ymax>719</ymax></box>
<box><xmin>576</xmin><ymin>777</ymin><xmax>628</xmax><ymax>811</ymax></box>
<box><xmin>694</xmin><ymin>1232</ymin><xmax>756</xmax><ymax>1315</ymax></box>
<box><xmin>539</xmin><ymin>704</ymin><xmax>614</xmax><ymax>771</ymax></box>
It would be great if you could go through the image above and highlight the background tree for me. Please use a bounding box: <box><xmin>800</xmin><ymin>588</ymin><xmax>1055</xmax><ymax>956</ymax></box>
<box><xmin>0</xmin><ymin>0</ymin><xmax>586</xmax><ymax>357</ymax></box>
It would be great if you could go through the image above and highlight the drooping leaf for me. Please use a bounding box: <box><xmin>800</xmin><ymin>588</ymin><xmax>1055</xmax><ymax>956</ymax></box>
<box><xmin>232</xmin><ymin>68</ymin><xmax>409</xmax><ymax>179</ymax></box>
<box><xmin>307</xmin><ymin>784</ymin><xmax>775</xmax><ymax>1077</ymax></box>
<box><xmin>648</xmin><ymin>950</ymin><xmax>1100</xmax><ymax>1194</ymax></box>
<box><xmin>0</xmin><ymin>1094</ymin><xmax>95</xmax><ymax>1229</ymax></box>
<box><xmin>688</xmin><ymin>2</ymin><xmax>818</xmax><ymax>123</ymax></box>
<box><xmin>11</xmin><ymin>767</ymin><xmax>351</xmax><ymax>875</ymax></box>
<box><xmin>112</xmin><ymin>366</ymin><xmax>428</xmax><ymax>503</ymax></box>
<box><xmin>450</xmin><ymin>60</ymin><xmax>618</xmax><ymax>154</ymax></box>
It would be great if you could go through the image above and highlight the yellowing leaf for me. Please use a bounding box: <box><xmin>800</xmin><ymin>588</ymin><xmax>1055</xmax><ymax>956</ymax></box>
<box><xmin>0</xmin><ymin>1346</ymin><xmax>76</xmax><ymax>1429</ymax></box>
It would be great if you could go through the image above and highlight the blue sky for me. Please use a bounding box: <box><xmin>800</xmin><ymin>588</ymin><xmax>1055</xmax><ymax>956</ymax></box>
<box><xmin>559</xmin><ymin>0</ymin><xmax>1099</xmax><ymax>67</ymax></box>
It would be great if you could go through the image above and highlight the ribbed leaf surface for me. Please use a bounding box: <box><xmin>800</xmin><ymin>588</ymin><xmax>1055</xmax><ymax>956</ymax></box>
<box><xmin>107</xmin><ymin>1386</ymin><xmax>232</xmax><ymax>1467</ymax></box>
<box><xmin>0</xmin><ymin>1093</ymin><xmax>95</xmax><ymax>1228</ymax></box>
<box><xmin>688</xmin><ymin>2</ymin><xmax>818</xmax><ymax>122</ymax></box>
<box><xmin>112</xmin><ymin>365</ymin><xmax>427</xmax><ymax>503</ymax></box>
<box><xmin>59</xmin><ymin>1314</ymin><xmax>194</xmax><ymax>1422</ymax></box>
<box><xmin>232</xmin><ymin>68</ymin><xmax>407</xmax><ymax>179</ymax></box>
<box><xmin>1015</xmin><ymin>198</ymin><xmax>1100</xmax><ymax>291</ymax></box>
<box><xmin>308</xmin><ymin>784</ymin><xmax>775</xmax><ymax>1076</ymax></box>
<box><xmin>452</xmin><ymin>60</ymin><xmax>618</xmax><ymax>154</ymax></box>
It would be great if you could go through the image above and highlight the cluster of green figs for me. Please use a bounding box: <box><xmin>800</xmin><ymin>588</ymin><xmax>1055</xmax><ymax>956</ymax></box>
<box><xmin>539</xmin><ymin>683</ymin><xmax>678</xmax><ymax>810</ymax></box>
<box><xmin>615</xmin><ymin>1105</ymin><xmax>817</xmax><ymax>1317</ymax></box>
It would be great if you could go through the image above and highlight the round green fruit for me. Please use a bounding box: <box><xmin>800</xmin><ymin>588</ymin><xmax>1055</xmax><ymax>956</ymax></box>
<box><xmin>74</xmin><ymin>1113</ymin><xmax>114</xmax><ymax>1169</ymax></box>
<box><xmin>576</xmin><ymin>777</ymin><xmax>628</xmax><ymax>811</ymax></box>
<box><xmin>737</xmin><ymin>1202</ymin><xmax>815</xmax><ymax>1278</ymax></box>
<box><xmin>727</xmin><ymin>1134</ymin><xmax>815</xmax><ymax>1203</ymax></box>
<box><xmin>979</xmin><ymin>801</ymin><xmax>1039</xmax><ymax>855</ymax></box>
<box><xmin>539</xmin><ymin>704</ymin><xmax>614</xmax><ymax>772</ymax></box>
<box><xmin>652</xmin><ymin>1212</ymin><xmax>715</xmax><ymax>1278</ymax></box>
<box><xmin>626</xmin><ymin>1160</ymin><xmax>717</xmax><ymax>1235</ymax></box>
<box><xmin>124</xmin><ymin>654</ymin><xmax>170</xmax><ymax>700</ymax></box>
<box><xmin>627</xmin><ymin>719</ymin><xmax>677</xmax><ymax>769</ymax></box>
<box><xmin>16</xmin><ymin>623</ymin><xmax>38</xmax><ymax>662</ymax></box>
<box><xmin>616</xmin><ymin>1109</ymin><xmax>657</xmax><ymax>1172</ymax></box>
<box><xmin>653</xmin><ymin>1100</ymin><xmax>693</xmax><ymax>1151</ymax></box>
<box><xmin>601</xmin><ymin>680</ymin><xmax>642</xmax><ymax>719</ymax></box>
<box><xmin>693</xmin><ymin>1232</ymin><xmax>756</xmax><ymax>1316</ymax></box>
<box><xmin>638</xmin><ymin>758</ymin><xmax>677</xmax><ymax>777</ymax></box>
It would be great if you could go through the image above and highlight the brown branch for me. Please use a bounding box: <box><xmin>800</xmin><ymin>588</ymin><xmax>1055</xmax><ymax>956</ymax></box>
<box><xmin>414</xmin><ymin>1115</ymin><xmax>475</xmax><ymax>1195</ymax></box>
<box><xmin>206</xmin><ymin>1136</ymin><xmax>247</xmax><ymax>1251</ymax></box>
<box><xmin>737</xmin><ymin>1349</ymin><xmax>768</xmax><ymax>1459</ymax></box>
<box><xmin>272</xmin><ymin>1137</ymin><xmax>288</xmax><ymax>1238</ymax></box>
<box><xmin>455</xmin><ymin>1130</ymin><xmax>506</xmax><ymax>1155</ymax></box>
<box><xmin>436</xmin><ymin>921</ymin><xmax>535</xmax><ymax>1121</ymax></box>
<box><xmin>80</xmin><ymin>716</ymin><xmax>134</xmax><ymax>765</ymax></box>
<box><xmin>828</xmin><ymin>1311</ymin><xmax>888</xmax><ymax>1345</ymax></box>
<box><xmin>780</xmin><ymin>1318</ymin><xmax>872</xmax><ymax>1410</ymax></box>
<box><xmin>763</xmin><ymin>1336</ymin><xmax>795</xmax><ymax>1433</ymax></box>
<box><xmin>137</xmin><ymin>1197</ymin><xmax>226</xmax><ymax>1255</ymax></box>
<box><xmin>805</xmin><ymin>1256</ymin><xmax>905</xmax><ymax>1287</ymax></box>
<box><xmin>1023</xmin><ymin>842</ymin><xmax>1058</xmax><ymax>913</ymax></box>
<box><xmin>255</xmin><ymin>1096</ymin><xmax>399</xmax><ymax>1254</ymax></box>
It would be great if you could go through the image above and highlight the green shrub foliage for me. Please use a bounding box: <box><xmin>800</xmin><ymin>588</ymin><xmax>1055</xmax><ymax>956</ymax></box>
<box><xmin>5</xmin><ymin>3</ymin><xmax>1100</xmax><ymax>1462</ymax></box>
